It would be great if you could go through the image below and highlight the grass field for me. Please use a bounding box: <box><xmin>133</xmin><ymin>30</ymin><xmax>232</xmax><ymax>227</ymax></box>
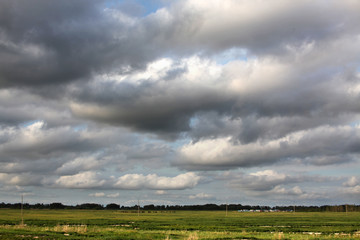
<box><xmin>0</xmin><ymin>209</ymin><xmax>359</xmax><ymax>239</ymax></box>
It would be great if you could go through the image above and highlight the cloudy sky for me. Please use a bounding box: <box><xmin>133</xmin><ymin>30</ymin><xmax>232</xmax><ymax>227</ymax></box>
<box><xmin>1</xmin><ymin>0</ymin><xmax>360</xmax><ymax>206</ymax></box>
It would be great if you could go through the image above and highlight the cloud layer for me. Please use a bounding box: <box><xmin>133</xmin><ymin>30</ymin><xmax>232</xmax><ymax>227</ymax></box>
<box><xmin>177</xmin><ymin>125</ymin><xmax>360</xmax><ymax>170</ymax></box>
<box><xmin>54</xmin><ymin>171</ymin><xmax>200</xmax><ymax>190</ymax></box>
<box><xmin>0</xmin><ymin>0</ymin><xmax>359</xmax><ymax>205</ymax></box>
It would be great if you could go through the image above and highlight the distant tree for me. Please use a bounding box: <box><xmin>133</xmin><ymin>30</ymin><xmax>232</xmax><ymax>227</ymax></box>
<box><xmin>143</xmin><ymin>204</ymin><xmax>155</xmax><ymax>210</ymax></box>
<box><xmin>105</xmin><ymin>203</ymin><xmax>120</xmax><ymax>210</ymax></box>
<box><xmin>34</xmin><ymin>203</ymin><xmax>45</xmax><ymax>209</ymax></box>
<box><xmin>76</xmin><ymin>203</ymin><xmax>104</xmax><ymax>210</ymax></box>
<box><xmin>50</xmin><ymin>202</ymin><xmax>65</xmax><ymax>209</ymax></box>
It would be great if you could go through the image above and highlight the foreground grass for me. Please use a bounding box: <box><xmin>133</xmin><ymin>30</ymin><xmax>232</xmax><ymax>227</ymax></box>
<box><xmin>0</xmin><ymin>209</ymin><xmax>359</xmax><ymax>239</ymax></box>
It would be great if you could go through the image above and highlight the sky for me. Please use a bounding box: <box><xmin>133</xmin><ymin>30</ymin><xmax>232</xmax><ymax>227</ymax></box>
<box><xmin>0</xmin><ymin>0</ymin><xmax>359</xmax><ymax>207</ymax></box>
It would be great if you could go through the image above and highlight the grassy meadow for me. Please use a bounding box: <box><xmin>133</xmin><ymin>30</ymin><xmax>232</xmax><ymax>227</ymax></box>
<box><xmin>0</xmin><ymin>209</ymin><xmax>359</xmax><ymax>239</ymax></box>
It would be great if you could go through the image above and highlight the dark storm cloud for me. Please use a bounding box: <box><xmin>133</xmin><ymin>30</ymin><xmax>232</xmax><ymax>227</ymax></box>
<box><xmin>0</xmin><ymin>0</ymin><xmax>157</xmax><ymax>88</ymax></box>
<box><xmin>69</xmin><ymin>58</ymin><xmax>235</xmax><ymax>135</ymax></box>
<box><xmin>0</xmin><ymin>122</ymin><xmax>100</xmax><ymax>161</ymax></box>
<box><xmin>1</xmin><ymin>0</ymin><xmax>96</xmax><ymax>87</ymax></box>
<box><xmin>0</xmin><ymin>119</ymin><xmax>175</xmax><ymax>186</ymax></box>
<box><xmin>0</xmin><ymin>172</ymin><xmax>44</xmax><ymax>186</ymax></box>
<box><xmin>70</xmin><ymin>52</ymin><xmax>360</xmax><ymax>137</ymax></box>
<box><xmin>233</xmin><ymin>74</ymin><xmax>360</xmax><ymax>143</ymax></box>
<box><xmin>187</xmin><ymin>112</ymin><xmax>242</xmax><ymax>141</ymax></box>
<box><xmin>2</xmin><ymin>0</ymin><xmax>359</xmax><ymax>89</ymax></box>
<box><xmin>1</xmin><ymin>0</ymin><xmax>359</xmax><ymax>164</ymax></box>
<box><xmin>71</xmin><ymin>98</ymin><xmax>233</xmax><ymax>136</ymax></box>
<box><xmin>65</xmin><ymin>0</ymin><xmax>360</xmax><ymax>136</ymax></box>
<box><xmin>0</xmin><ymin>89</ymin><xmax>79</xmax><ymax>127</ymax></box>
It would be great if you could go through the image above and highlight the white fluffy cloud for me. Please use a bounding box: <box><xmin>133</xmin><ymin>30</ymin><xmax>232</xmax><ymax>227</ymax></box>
<box><xmin>114</xmin><ymin>172</ymin><xmax>200</xmax><ymax>190</ymax></box>
<box><xmin>89</xmin><ymin>192</ymin><xmax>120</xmax><ymax>198</ymax></box>
<box><xmin>177</xmin><ymin>125</ymin><xmax>360</xmax><ymax>170</ymax></box>
<box><xmin>52</xmin><ymin>172</ymin><xmax>201</xmax><ymax>191</ymax></box>
<box><xmin>344</xmin><ymin>176</ymin><xmax>360</xmax><ymax>187</ymax></box>
<box><xmin>0</xmin><ymin>121</ymin><xmax>97</xmax><ymax>161</ymax></box>
<box><xmin>55</xmin><ymin>171</ymin><xmax>106</xmax><ymax>189</ymax></box>
<box><xmin>343</xmin><ymin>177</ymin><xmax>360</xmax><ymax>196</ymax></box>
<box><xmin>189</xmin><ymin>192</ymin><xmax>214</xmax><ymax>200</ymax></box>
<box><xmin>145</xmin><ymin>0</ymin><xmax>360</xmax><ymax>56</ymax></box>
<box><xmin>89</xmin><ymin>192</ymin><xmax>105</xmax><ymax>197</ymax></box>
<box><xmin>0</xmin><ymin>173</ymin><xmax>44</xmax><ymax>186</ymax></box>
<box><xmin>55</xmin><ymin>156</ymin><xmax>103</xmax><ymax>175</ymax></box>
<box><xmin>228</xmin><ymin>170</ymin><xmax>296</xmax><ymax>191</ymax></box>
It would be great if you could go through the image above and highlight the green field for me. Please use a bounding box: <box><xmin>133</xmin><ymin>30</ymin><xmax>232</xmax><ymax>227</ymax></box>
<box><xmin>0</xmin><ymin>209</ymin><xmax>359</xmax><ymax>239</ymax></box>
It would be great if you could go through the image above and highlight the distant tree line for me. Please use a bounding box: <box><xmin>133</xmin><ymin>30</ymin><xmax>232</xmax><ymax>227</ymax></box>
<box><xmin>1</xmin><ymin>202</ymin><xmax>359</xmax><ymax>212</ymax></box>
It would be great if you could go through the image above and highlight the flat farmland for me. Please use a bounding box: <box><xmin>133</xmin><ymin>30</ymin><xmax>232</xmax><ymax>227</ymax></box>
<box><xmin>0</xmin><ymin>209</ymin><xmax>359</xmax><ymax>239</ymax></box>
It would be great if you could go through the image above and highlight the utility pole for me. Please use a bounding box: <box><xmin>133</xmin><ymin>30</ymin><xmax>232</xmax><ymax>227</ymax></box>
<box><xmin>137</xmin><ymin>199</ymin><xmax>140</xmax><ymax>216</ymax></box>
<box><xmin>346</xmin><ymin>204</ymin><xmax>348</xmax><ymax>215</ymax></box>
<box><xmin>21</xmin><ymin>194</ymin><xmax>24</xmax><ymax>226</ymax></box>
<box><xmin>226</xmin><ymin>202</ymin><xmax>228</xmax><ymax>217</ymax></box>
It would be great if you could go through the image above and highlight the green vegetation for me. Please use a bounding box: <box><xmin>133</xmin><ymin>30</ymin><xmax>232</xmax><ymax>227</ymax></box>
<box><xmin>0</xmin><ymin>209</ymin><xmax>359</xmax><ymax>239</ymax></box>
<box><xmin>2</xmin><ymin>202</ymin><xmax>360</xmax><ymax>212</ymax></box>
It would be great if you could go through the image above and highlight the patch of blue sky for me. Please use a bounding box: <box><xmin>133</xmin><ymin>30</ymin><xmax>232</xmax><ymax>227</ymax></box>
<box><xmin>73</xmin><ymin>124</ymin><xmax>88</xmax><ymax>132</ymax></box>
<box><xmin>215</xmin><ymin>47</ymin><xmax>248</xmax><ymax>65</ymax></box>
<box><xmin>104</xmin><ymin>0</ymin><xmax>165</xmax><ymax>16</ymax></box>
<box><xmin>131</xmin><ymin>132</ymin><xmax>170</xmax><ymax>147</ymax></box>
<box><xmin>20</xmin><ymin>120</ymin><xmax>40</xmax><ymax>127</ymax></box>
<box><xmin>107</xmin><ymin>163</ymin><xmax>184</xmax><ymax>178</ymax></box>
<box><xmin>130</xmin><ymin>130</ymin><xmax>189</xmax><ymax>153</ymax></box>
<box><xmin>168</xmin><ymin>136</ymin><xmax>191</xmax><ymax>149</ymax></box>
<box><xmin>349</xmin><ymin>120</ymin><xmax>360</xmax><ymax>127</ymax></box>
<box><xmin>306</xmin><ymin>164</ymin><xmax>359</xmax><ymax>177</ymax></box>
<box><xmin>136</xmin><ymin>0</ymin><xmax>167</xmax><ymax>15</ymax></box>
<box><xmin>189</xmin><ymin>116</ymin><xmax>199</xmax><ymax>128</ymax></box>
